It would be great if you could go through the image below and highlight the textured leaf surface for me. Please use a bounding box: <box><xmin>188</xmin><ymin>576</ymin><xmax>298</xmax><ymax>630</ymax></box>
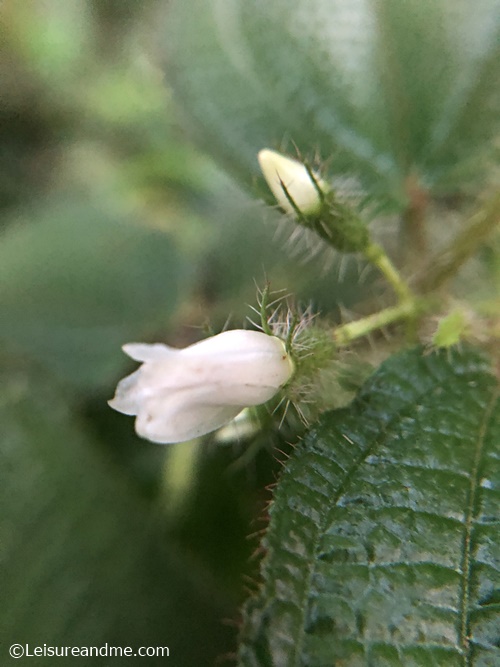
<box><xmin>239</xmin><ymin>347</ymin><xmax>500</xmax><ymax>666</ymax></box>
<box><xmin>165</xmin><ymin>0</ymin><xmax>500</xmax><ymax>205</ymax></box>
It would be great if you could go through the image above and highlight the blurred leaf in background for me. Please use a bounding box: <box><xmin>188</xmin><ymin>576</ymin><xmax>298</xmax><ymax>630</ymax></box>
<box><xmin>0</xmin><ymin>357</ymin><xmax>234</xmax><ymax>666</ymax></box>
<box><xmin>0</xmin><ymin>195</ymin><xmax>187</xmax><ymax>390</ymax></box>
<box><xmin>164</xmin><ymin>0</ymin><xmax>500</xmax><ymax>205</ymax></box>
<box><xmin>0</xmin><ymin>1</ymin><xmax>288</xmax><ymax>665</ymax></box>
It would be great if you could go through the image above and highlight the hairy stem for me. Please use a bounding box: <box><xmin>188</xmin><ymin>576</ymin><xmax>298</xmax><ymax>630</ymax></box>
<box><xmin>402</xmin><ymin>173</ymin><xmax>429</xmax><ymax>261</ymax></box>
<box><xmin>364</xmin><ymin>242</ymin><xmax>413</xmax><ymax>302</ymax></box>
<box><xmin>334</xmin><ymin>298</ymin><xmax>428</xmax><ymax>346</ymax></box>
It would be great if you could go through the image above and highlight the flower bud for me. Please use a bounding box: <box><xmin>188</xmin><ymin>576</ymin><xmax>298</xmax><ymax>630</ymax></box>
<box><xmin>258</xmin><ymin>148</ymin><xmax>369</xmax><ymax>253</ymax></box>
<box><xmin>108</xmin><ymin>330</ymin><xmax>294</xmax><ymax>444</ymax></box>
<box><xmin>258</xmin><ymin>148</ymin><xmax>327</xmax><ymax>216</ymax></box>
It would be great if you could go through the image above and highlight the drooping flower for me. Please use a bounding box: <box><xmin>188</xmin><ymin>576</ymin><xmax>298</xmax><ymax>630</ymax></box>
<box><xmin>258</xmin><ymin>148</ymin><xmax>328</xmax><ymax>216</ymax></box>
<box><xmin>108</xmin><ymin>329</ymin><xmax>294</xmax><ymax>444</ymax></box>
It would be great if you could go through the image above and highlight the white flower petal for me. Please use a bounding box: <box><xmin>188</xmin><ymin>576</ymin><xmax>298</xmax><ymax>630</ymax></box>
<box><xmin>122</xmin><ymin>342</ymin><xmax>177</xmax><ymax>362</ymax></box>
<box><xmin>108</xmin><ymin>329</ymin><xmax>294</xmax><ymax>444</ymax></box>
<box><xmin>107</xmin><ymin>369</ymin><xmax>144</xmax><ymax>415</ymax></box>
<box><xmin>135</xmin><ymin>393</ymin><xmax>243</xmax><ymax>444</ymax></box>
<box><xmin>179</xmin><ymin>330</ymin><xmax>292</xmax><ymax>404</ymax></box>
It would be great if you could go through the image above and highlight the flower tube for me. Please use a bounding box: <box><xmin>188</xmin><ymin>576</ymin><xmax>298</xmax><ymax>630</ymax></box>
<box><xmin>108</xmin><ymin>329</ymin><xmax>294</xmax><ymax>444</ymax></box>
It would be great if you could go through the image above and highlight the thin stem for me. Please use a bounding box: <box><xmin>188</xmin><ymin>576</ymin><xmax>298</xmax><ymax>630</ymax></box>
<box><xmin>334</xmin><ymin>299</ymin><xmax>426</xmax><ymax>346</ymax></box>
<box><xmin>417</xmin><ymin>190</ymin><xmax>500</xmax><ymax>294</ymax></box>
<box><xmin>364</xmin><ymin>242</ymin><xmax>413</xmax><ymax>302</ymax></box>
<box><xmin>402</xmin><ymin>173</ymin><xmax>429</xmax><ymax>262</ymax></box>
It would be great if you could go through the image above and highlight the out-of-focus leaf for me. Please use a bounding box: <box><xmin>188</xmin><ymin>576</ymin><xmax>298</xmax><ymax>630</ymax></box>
<box><xmin>164</xmin><ymin>0</ymin><xmax>500</xmax><ymax>207</ymax></box>
<box><xmin>0</xmin><ymin>358</ymin><xmax>233</xmax><ymax>666</ymax></box>
<box><xmin>0</xmin><ymin>195</ymin><xmax>187</xmax><ymax>390</ymax></box>
<box><xmin>239</xmin><ymin>347</ymin><xmax>500</xmax><ymax>666</ymax></box>
<box><xmin>2</xmin><ymin>0</ymin><xmax>92</xmax><ymax>81</ymax></box>
<box><xmin>201</xmin><ymin>179</ymin><xmax>377</xmax><ymax>320</ymax></box>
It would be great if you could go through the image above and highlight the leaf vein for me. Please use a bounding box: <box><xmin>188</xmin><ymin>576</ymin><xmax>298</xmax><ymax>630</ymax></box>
<box><xmin>457</xmin><ymin>388</ymin><xmax>499</xmax><ymax>666</ymax></box>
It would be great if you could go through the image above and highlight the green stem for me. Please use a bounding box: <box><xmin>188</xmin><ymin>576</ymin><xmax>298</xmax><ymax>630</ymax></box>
<box><xmin>364</xmin><ymin>242</ymin><xmax>413</xmax><ymax>302</ymax></box>
<box><xmin>417</xmin><ymin>190</ymin><xmax>500</xmax><ymax>294</ymax></box>
<box><xmin>334</xmin><ymin>298</ymin><xmax>426</xmax><ymax>346</ymax></box>
<box><xmin>402</xmin><ymin>173</ymin><xmax>429</xmax><ymax>264</ymax></box>
<box><xmin>332</xmin><ymin>191</ymin><xmax>500</xmax><ymax>347</ymax></box>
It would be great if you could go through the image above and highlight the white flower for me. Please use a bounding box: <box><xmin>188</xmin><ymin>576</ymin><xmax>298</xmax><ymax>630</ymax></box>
<box><xmin>258</xmin><ymin>148</ymin><xmax>328</xmax><ymax>216</ymax></box>
<box><xmin>108</xmin><ymin>329</ymin><xmax>294</xmax><ymax>444</ymax></box>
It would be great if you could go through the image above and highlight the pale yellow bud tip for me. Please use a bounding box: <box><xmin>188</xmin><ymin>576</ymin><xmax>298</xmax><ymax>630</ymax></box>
<box><xmin>258</xmin><ymin>148</ymin><xmax>327</xmax><ymax>216</ymax></box>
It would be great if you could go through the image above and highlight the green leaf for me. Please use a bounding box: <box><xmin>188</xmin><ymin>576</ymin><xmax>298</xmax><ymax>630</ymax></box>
<box><xmin>165</xmin><ymin>0</ymin><xmax>500</xmax><ymax>205</ymax></box>
<box><xmin>0</xmin><ymin>358</ymin><xmax>233</xmax><ymax>666</ymax></box>
<box><xmin>0</xmin><ymin>194</ymin><xmax>187</xmax><ymax>390</ymax></box>
<box><xmin>239</xmin><ymin>347</ymin><xmax>500</xmax><ymax>666</ymax></box>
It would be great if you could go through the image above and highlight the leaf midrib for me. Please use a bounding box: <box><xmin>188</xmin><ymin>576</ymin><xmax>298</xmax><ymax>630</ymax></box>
<box><xmin>458</xmin><ymin>388</ymin><xmax>499</xmax><ymax>665</ymax></box>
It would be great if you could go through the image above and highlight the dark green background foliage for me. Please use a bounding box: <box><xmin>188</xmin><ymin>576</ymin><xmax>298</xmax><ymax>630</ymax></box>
<box><xmin>0</xmin><ymin>358</ymin><xmax>233</xmax><ymax>666</ymax></box>
<box><xmin>166</xmin><ymin>0</ymin><xmax>500</xmax><ymax>207</ymax></box>
<box><xmin>1</xmin><ymin>1</ymin><xmax>499</xmax><ymax>666</ymax></box>
<box><xmin>0</xmin><ymin>2</ymin><xmax>288</xmax><ymax>664</ymax></box>
<box><xmin>0</xmin><ymin>198</ymin><xmax>186</xmax><ymax>389</ymax></box>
